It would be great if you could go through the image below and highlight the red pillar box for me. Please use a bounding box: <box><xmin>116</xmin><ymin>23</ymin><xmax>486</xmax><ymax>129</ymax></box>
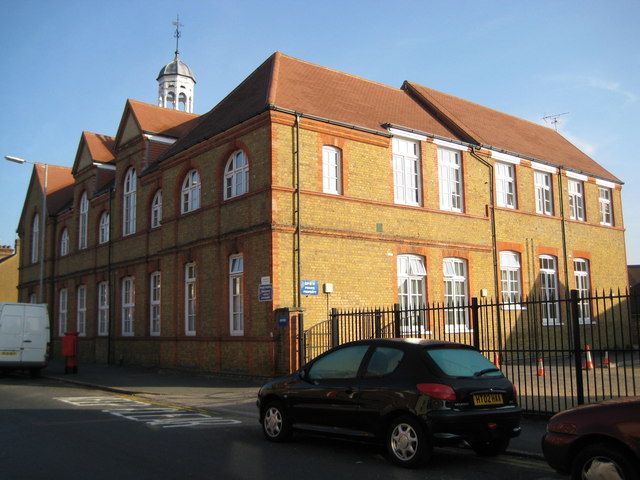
<box><xmin>62</xmin><ymin>332</ymin><xmax>79</xmax><ymax>374</ymax></box>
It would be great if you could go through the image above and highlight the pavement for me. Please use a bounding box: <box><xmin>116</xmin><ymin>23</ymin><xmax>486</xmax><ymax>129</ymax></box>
<box><xmin>42</xmin><ymin>360</ymin><xmax>549</xmax><ymax>459</ymax></box>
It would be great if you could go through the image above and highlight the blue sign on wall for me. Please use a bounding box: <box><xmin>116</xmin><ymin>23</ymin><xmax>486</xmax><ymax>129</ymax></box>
<box><xmin>258</xmin><ymin>284</ymin><xmax>273</xmax><ymax>302</ymax></box>
<box><xmin>300</xmin><ymin>280</ymin><xmax>319</xmax><ymax>296</ymax></box>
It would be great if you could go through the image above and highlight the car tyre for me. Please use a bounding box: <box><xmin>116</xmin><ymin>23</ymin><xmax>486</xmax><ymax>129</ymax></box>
<box><xmin>470</xmin><ymin>437</ymin><xmax>510</xmax><ymax>457</ymax></box>
<box><xmin>571</xmin><ymin>443</ymin><xmax>639</xmax><ymax>480</ymax></box>
<box><xmin>262</xmin><ymin>401</ymin><xmax>292</xmax><ymax>443</ymax></box>
<box><xmin>386</xmin><ymin>415</ymin><xmax>431</xmax><ymax>468</ymax></box>
<box><xmin>29</xmin><ymin>367</ymin><xmax>42</xmax><ymax>378</ymax></box>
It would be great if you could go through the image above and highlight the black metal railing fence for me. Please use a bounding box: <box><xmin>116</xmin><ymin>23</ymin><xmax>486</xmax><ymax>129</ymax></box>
<box><xmin>302</xmin><ymin>289</ymin><xmax>640</xmax><ymax>415</ymax></box>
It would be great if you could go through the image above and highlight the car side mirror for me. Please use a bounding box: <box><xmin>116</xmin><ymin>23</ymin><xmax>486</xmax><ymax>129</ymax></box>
<box><xmin>299</xmin><ymin>369</ymin><xmax>307</xmax><ymax>380</ymax></box>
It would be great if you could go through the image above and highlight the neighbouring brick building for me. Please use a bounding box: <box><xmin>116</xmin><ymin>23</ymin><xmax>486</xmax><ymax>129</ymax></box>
<box><xmin>16</xmin><ymin>52</ymin><xmax>628</xmax><ymax>375</ymax></box>
<box><xmin>0</xmin><ymin>241</ymin><xmax>19</xmax><ymax>302</ymax></box>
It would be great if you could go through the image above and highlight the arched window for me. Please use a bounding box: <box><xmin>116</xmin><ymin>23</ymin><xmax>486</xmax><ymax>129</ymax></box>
<box><xmin>99</xmin><ymin>212</ymin><xmax>110</xmax><ymax>244</ymax></box>
<box><xmin>151</xmin><ymin>190</ymin><xmax>162</xmax><ymax>228</ymax></box>
<box><xmin>31</xmin><ymin>213</ymin><xmax>39</xmax><ymax>264</ymax></box>
<box><xmin>224</xmin><ymin>151</ymin><xmax>249</xmax><ymax>200</ymax></box>
<box><xmin>500</xmin><ymin>251</ymin><xmax>522</xmax><ymax>305</ymax></box>
<box><xmin>60</xmin><ymin>228</ymin><xmax>69</xmax><ymax>256</ymax></box>
<box><xmin>185</xmin><ymin>263</ymin><xmax>196</xmax><ymax>335</ymax></box>
<box><xmin>78</xmin><ymin>192</ymin><xmax>88</xmax><ymax>249</ymax></box>
<box><xmin>123</xmin><ymin>168</ymin><xmax>137</xmax><ymax>236</ymax></box>
<box><xmin>229</xmin><ymin>255</ymin><xmax>244</xmax><ymax>336</ymax></box>
<box><xmin>167</xmin><ymin>92</ymin><xmax>176</xmax><ymax>109</ymax></box>
<box><xmin>322</xmin><ymin>146</ymin><xmax>342</xmax><ymax>195</ymax></box>
<box><xmin>178</xmin><ymin>93</ymin><xmax>187</xmax><ymax>112</ymax></box>
<box><xmin>396</xmin><ymin>254</ymin><xmax>427</xmax><ymax>333</ymax></box>
<box><xmin>181</xmin><ymin>170</ymin><xmax>200</xmax><ymax>213</ymax></box>
<box><xmin>539</xmin><ymin>255</ymin><xmax>559</xmax><ymax>325</ymax></box>
<box><xmin>443</xmin><ymin>258</ymin><xmax>468</xmax><ymax>331</ymax></box>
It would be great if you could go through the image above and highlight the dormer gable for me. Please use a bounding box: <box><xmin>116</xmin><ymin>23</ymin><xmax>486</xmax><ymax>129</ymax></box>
<box><xmin>114</xmin><ymin>99</ymin><xmax>200</xmax><ymax>152</ymax></box>
<box><xmin>72</xmin><ymin>131</ymin><xmax>115</xmax><ymax>176</ymax></box>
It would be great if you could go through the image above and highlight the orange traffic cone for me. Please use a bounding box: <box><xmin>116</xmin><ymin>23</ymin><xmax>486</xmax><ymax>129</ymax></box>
<box><xmin>536</xmin><ymin>356</ymin><xmax>545</xmax><ymax>377</ymax></box>
<box><xmin>584</xmin><ymin>344</ymin><xmax>594</xmax><ymax>370</ymax></box>
<box><xmin>602</xmin><ymin>351</ymin><xmax>610</xmax><ymax>368</ymax></box>
<box><xmin>493</xmin><ymin>353</ymin><xmax>501</xmax><ymax>368</ymax></box>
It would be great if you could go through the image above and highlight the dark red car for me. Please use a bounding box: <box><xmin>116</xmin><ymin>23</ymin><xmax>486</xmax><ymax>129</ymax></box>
<box><xmin>542</xmin><ymin>397</ymin><xmax>640</xmax><ymax>479</ymax></box>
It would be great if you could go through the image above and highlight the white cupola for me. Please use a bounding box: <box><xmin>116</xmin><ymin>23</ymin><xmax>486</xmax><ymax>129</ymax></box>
<box><xmin>157</xmin><ymin>16</ymin><xmax>196</xmax><ymax>113</ymax></box>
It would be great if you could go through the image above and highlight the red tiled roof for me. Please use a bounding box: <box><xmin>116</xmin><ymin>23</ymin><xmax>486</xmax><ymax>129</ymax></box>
<box><xmin>127</xmin><ymin>99</ymin><xmax>200</xmax><ymax>138</ymax></box>
<box><xmin>159</xmin><ymin>52</ymin><xmax>463</xmax><ymax>162</ymax></box>
<box><xmin>404</xmin><ymin>82</ymin><xmax>620</xmax><ymax>182</ymax></box>
<box><xmin>35</xmin><ymin>164</ymin><xmax>75</xmax><ymax>214</ymax></box>
<box><xmin>83</xmin><ymin>131</ymin><xmax>115</xmax><ymax>163</ymax></box>
<box><xmin>157</xmin><ymin>52</ymin><xmax>619</xmax><ymax>183</ymax></box>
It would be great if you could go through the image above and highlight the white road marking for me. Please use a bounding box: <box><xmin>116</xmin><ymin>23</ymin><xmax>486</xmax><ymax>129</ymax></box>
<box><xmin>55</xmin><ymin>396</ymin><xmax>242</xmax><ymax>429</ymax></box>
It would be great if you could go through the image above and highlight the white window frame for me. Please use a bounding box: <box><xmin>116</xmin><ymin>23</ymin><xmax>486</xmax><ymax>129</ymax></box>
<box><xmin>77</xmin><ymin>285</ymin><xmax>86</xmax><ymax>336</ymax></box>
<box><xmin>185</xmin><ymin>263</ymin><xmax>196</xmax><ymax>336</ymax></box>
<box><xmin>443</xmin><ymin>258</ymin><xmax>469</xmax><ymax>332</ymax></box>
<box><xmin>568</xmin><ymin>180</ymin><xmax>585</xmax><ymax>221</ymax></box>
<box><xmin>229</xmin><ymin>255</ymin><xmax>244</xmax><ymax>336</ymax></box>
<box><xmin>539</xmin><ymin>256</ymin><xmax>560</xmax><ymax>326</ymax></box>
<box><xmin>397</xmin><ymin>254</ymin><xmax>428</xmax><ymax>334</ymax></box>
<box><xmin>500</xmin><ymin>251</ymin><xmax>522</xmax><ymax>306</ymax></box>
<box><xmin>438</xmin><ymin>148</ymin><xmax>464</xmax><ymax>212</ymax></box>
<box><xmin>97</xmin><ymin>281</ymin><xmax>109</xmax><ymax>336</ymax></box>
<box><xmin>29</xmin><ymin>293</ymin><xmax>37</xmax><ymax>304</ymax></box>
<box><xmin>78</xmin><ymin>192</ymin><xmax>88</xmax><ymax>249</ymax></box>
<box><xmin>534</xmin><ymin>171</ymin><xmax>554</xmax><ymax>216</ymax></box>
<box><xmin>495</xmin><ymin>162</ymin><xmax>517</xmax><ymax>209</ymax></box>
<box><xmin>31</xmin><ymin>213</ymin><xmax>39</xmax><ymax>264</ymax></box>
<box><xmin>60</xmin><ymin>228</ymin><xmax>69</xmax><ymax>257</ymax></box>
<box><xmin>574</xmin><ymin>259</ymin><xmax>592</xmax><ymax>324</ymax></box>
<box><xmin>322</xmin><ymin>146</ymin><xmax>342</xmax><ymax>195</ymax></box>
<box><xmin>151</xmin><ymin>190</ymin><xmax>162</xmax><ymax>228</ymax></box>
<box><xmin>392</xmin><ymin>137</ymin><xmax>421</xmax><ymax>206</ymax></box>
<box><xmin>123</xmin><ymin>168</ymin><xmax>137</xmax><ymax>236</ymax></box>
<box><xmin>181</xmin><ymin>170</ymin><xmax>201</xmax><ymax>214</ymax></box>
<box><xmin>121</xmin><ymin>277</ymin><xmax>135</xmax><ymax>336</ymax></box>
<box><xmin>598</xmin><ymin>187</ymin><xmax>613</xmax><ymax>226</ymax></box>
<box><xmin>58</xmin><ymin>288</ymin><xmax>68</xmax><ymax>337</ymax></box>
<box><xmin>224</xmin><ymin>151</ymin><xmax>249</xmax><ymax>200</ymax></box>
<box><xmin>150</xmin><ymin>272</ymin><xmax>161</xmax><ymax>336</ymax></box>
<box><xmin>99</xmin><ymin>212</ymin><xmax>110</xmax><ymax>244</ymax></box>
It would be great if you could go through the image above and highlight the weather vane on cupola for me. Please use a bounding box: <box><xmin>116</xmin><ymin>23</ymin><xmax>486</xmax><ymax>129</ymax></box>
<box><xmin>173</xmin><ymin>14</ymin><xmax>183</xmax><ymax>58</ymax></box>
<box><xmin>156</xmin><ymin>14</ymin><xmax>196</xmax><ymax>113</ymax></box>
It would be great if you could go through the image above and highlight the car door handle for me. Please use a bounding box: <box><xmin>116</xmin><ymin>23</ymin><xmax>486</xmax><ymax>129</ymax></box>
<box><xmin>23</xmin><ymin>340</ymin><xmax>32</xmax><ymax>343</ymax></box>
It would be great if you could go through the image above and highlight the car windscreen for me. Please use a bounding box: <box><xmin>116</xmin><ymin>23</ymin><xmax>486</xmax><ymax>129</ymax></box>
<box><xmin>424</xmin><ymin>347</ymin><xmax>503</xmax><ymax>378</ymax></box>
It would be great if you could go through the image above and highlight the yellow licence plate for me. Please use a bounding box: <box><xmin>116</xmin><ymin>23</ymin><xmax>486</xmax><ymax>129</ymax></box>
<box><xmin>0</xmin><ymin>351</ymin><xmax>17</xmax><ymax>356</ymax></box>
<box><xmin>473</xmin><ymin>393</ymin><xmax>503</xmax><ymax>406</ymax></box>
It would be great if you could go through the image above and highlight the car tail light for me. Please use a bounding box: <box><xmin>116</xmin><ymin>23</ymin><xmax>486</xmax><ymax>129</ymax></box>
<box><xmin>547</xmin><ymin>422</ymin><xmax>577</xmax><ymax>434</ymax></box>
<box><xmin>417</xmin><ymin>383</ymin><xmax>456</xmax><ymax>401</ymax></box>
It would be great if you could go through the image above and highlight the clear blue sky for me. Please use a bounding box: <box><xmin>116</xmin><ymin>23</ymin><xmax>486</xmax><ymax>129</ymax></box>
<box><xmin>1</xmin><ymin>1</ymin><xmax>638</xmax><ymax>264</ymax></box>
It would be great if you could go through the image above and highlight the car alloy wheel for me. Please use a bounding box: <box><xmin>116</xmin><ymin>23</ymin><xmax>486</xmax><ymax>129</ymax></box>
<box><xmin>572</xmin><ymin>443</ymin><xmax>638</xmax><ymax>480</ymax></box>
<box><xmin>262</xmin><ymin>403</ymin><xmax>291</xmax><ymax>442</ymax></box>
<box><xmin>386</xmin><ymin>416</ymin><xmax>431</xmax><ymax>468</ymax></box>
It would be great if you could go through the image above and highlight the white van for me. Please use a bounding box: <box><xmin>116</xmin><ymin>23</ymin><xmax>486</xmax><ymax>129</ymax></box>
<box><xmin>0</xmin><ymin>303</ymin><xmax>50</xmax><ymax>377</ymax></box>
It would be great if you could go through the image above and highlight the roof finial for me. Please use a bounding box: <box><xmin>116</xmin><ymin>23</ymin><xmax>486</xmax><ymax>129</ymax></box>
<box><xmin>173</xmin><ymin>14</ymin><xmax>183</xmax><ymax>58</ymax></box>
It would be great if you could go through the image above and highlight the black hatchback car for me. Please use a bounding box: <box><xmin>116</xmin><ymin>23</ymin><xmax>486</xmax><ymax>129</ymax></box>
<box><xmin>257</xmin><ymin>339</ymin><xmax>521</xmax><ymax>467</ymax></box>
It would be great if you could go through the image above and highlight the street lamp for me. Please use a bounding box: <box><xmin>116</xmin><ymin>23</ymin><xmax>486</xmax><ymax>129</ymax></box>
<box><xmin>5</xmin><ymin>155</ymin><xmax>48</xmax><ymax>303</ymax></box>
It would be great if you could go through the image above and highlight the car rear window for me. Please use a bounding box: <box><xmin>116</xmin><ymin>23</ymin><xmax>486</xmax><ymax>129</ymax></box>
<box><xmin>424</xmin><ymin>348</ymin><xmax>503</xmax><ymax>378</ymax></box>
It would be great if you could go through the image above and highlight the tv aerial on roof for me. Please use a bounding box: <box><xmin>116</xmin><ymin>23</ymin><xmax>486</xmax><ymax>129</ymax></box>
<box><xmin>542</xmin><ymin>112</ymin><xmax>569</xmax><ymax>132</ymax></box>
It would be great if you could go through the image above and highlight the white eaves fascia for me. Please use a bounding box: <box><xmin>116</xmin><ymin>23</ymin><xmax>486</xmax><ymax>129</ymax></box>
<box><xmin>144</xmin><ymin>134</ymin><xmax>176</xmax><ymax>145</ymax></box>
<box><xmin>566</xmin><ymin>171</ymin><xmax>589</xmax><ymax>181</ymax></box>
<box><xmin>530</xmin><ymin>161</ymin><xmax>558</xmax><ymax>174</ymax></box>
<box><xmin>595</xmin><ymin>178</ymin><xmax>616</xmax><ymax>188</ymax></box>
<box><xmin>387</xmin><ymin>127</ymin><xmax>427</xmax><ymax>142</ymax></box>
<box><xmin>432</xmin><ymin>138</ymin><xmax>470</xmax><ymax>152</ymax></box>
<box><xmin>490</xmin><ymin>150</ymin><xmax>521</xmax><ymax>165</ymax></box>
